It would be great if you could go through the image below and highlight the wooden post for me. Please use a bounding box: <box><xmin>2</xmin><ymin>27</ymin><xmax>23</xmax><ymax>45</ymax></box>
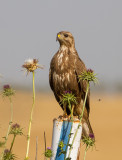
<box><xmin>51</xmin><ymin>116</ymin><xmax>82</xmax><ymax>160</ymax></box>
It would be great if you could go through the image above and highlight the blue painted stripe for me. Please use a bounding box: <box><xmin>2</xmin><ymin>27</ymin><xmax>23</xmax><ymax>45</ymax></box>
<box><xmin>55</xmin><ymin>121</ymin><xmax>73</xmax><ymax>160</ymax></box>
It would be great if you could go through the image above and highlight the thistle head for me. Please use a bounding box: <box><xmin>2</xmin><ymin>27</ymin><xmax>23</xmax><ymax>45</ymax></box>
<box><xmin>4</xmin><ymin>149</ymin><xmax>10</xmax><ymax>154</ymax></box>
<box><xmin>89</xmin><ymin>133</ymin><xmax>95</xmax><ymax>139</ymax></box>
<box><xmin>61</xmin><ymin>91</ymin><xmax>77</xmax><ymax>106</ymax></box>
<box><xmin>2</xmin><ymin>84</ymin><xmax>15</xmax><ymax>97</ymax></box>
<box><xmin>82</xmin><ymin>133</ymin><xmax>95</xmax><ymax>150</ymax></box>
<box><xmin>44</xmin><ymin>147</ymin><xmax>53</xmax><ymax>158</ymax></box>
<box><xmin>87</xmin><ymin>69</ymin><xmax>94</xmax><ymax>73</ymax></box>
<box><xmin>64</xmin><ymin>91</ymin><xmax>72</xmax><ymax>94</ymax></box>
<box><xmin>3</xmin><ymin>84</ymin><xmax>10</xmax><ymax>89</ymax></box>
<box><xmin>22</xmin><ymin>58</ymin><xmax>43</xmax><ymax>74</ymax></box>
<box><xmin>3</xmin><ymin>149</ymin><xmax>16</xmax><ymax>160</ymax></box>
<box><xmin>9</xmin><ymin>123</ymin><xmax>23</xmax><ymax>136</ymax></box>
<box><xmin>78</xmin><ymin>69</ymin><xmax>98</xmax><ymax>84</ymax></box>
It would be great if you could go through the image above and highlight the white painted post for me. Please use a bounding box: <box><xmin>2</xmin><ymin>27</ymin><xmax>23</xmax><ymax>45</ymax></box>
<box><xmin>51</xmin><ymin>116</ymin><xmax>82</xmax><ymax>160</ymax></box>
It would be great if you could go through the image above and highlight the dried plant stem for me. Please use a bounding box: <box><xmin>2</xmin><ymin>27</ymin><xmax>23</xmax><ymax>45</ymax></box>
<box><xmin>68</xmin><ymin>83</ymin><xmax>89</xmax><ymax>158</ymax></box>
<box><xmin>44</xmin><ymin>132</ymin><xmax>47</xmax><ymax>160</ymax></box>
<box><xmin>25</xmin><ymin>71</ymin><xmax>35</xmax><ymax>159</ymax></box>
<box><xmin>0</xmin><ymin>97</ymin><xmax>13</xmax><ymax>160</ymax></box>
<box><xmin>44</xmin><ymin>131</ymin><xmax>46</xmax><ymax>152</ymax></box>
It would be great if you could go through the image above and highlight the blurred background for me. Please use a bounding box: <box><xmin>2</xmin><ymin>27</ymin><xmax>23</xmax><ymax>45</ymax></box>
<box><xmin>0</xmin><ymin>0</ymin><xmax>122</xmax><ymax>92</ymax></box>
<box><xmin>0</xmin><ymin>0</ymin><xmax>122</xmax><ymax>160</ymax></box>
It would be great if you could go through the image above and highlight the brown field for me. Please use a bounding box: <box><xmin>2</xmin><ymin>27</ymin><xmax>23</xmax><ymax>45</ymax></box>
<box><xmin>0</xmin><ymin>91</ymin><xmax>122</xmax><ymax>160</ymax></box>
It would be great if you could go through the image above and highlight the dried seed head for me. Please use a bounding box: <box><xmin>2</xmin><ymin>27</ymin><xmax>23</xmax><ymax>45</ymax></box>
<box><xmin>22</xmin><ymin>58</ymin><xmax>43</xmax><ymax>74</ymax></box>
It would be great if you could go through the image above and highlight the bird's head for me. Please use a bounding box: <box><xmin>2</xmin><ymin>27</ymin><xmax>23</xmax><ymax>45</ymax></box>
<box><xmin>56</xmin><ymin>31</ymin><xmax>75</xmax><ymax>48</ymax></box>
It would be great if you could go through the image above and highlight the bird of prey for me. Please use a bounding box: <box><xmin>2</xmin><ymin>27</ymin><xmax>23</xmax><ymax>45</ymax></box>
<box><xmin>49</xmin><ymin>31</ymin><xmax>94</xmax><ymax>136</ymax></box>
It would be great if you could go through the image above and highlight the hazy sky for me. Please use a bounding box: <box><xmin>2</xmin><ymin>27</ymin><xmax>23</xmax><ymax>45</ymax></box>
<box><xmin>0</xmin><ymin>0</ymin><xmax>122</xmax><ymax>89</ymax></box>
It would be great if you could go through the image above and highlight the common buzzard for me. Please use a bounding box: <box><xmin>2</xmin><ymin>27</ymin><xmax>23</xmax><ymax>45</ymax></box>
<box><xmin>49</xmin><ymin>31</ymin><xmax>94</xmax><ymax>136</ymax></box>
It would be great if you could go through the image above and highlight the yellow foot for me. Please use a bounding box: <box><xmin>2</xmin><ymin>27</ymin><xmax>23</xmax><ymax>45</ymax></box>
<box><xmin>63</xmin><ymin>110</ymin><xmax>67</xmax><ymax>118</ymax></box>
<box><xmin>63</xmin><ymin>112</ymin><xmax>67</xmax><ymax>116</ymax></box>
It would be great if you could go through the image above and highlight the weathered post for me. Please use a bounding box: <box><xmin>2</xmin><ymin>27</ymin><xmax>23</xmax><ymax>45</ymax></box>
<box><xmin>51</xmin><ymin>116</ymin><xmax>82</xmax><ymax>160</ymax></box>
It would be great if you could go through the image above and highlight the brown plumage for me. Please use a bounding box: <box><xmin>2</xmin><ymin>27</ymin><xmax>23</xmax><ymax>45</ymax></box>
<box><xmin>49</xmin><ymin>31</ymin><xmax>94</xmax><ymax>136</ymax></box>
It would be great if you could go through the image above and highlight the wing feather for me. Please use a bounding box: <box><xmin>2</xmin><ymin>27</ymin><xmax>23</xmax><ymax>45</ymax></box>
<box><xmin>75</xmin><ymin>56</ymin><xmax>90</xmax><ymax>115</ymax></box>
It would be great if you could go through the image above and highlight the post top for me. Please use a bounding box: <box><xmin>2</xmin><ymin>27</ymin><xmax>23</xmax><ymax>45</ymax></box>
<box><xmin>53</xmin><ymin>115</ymin><xmax>81</xmax><ymax>123</ymax></box>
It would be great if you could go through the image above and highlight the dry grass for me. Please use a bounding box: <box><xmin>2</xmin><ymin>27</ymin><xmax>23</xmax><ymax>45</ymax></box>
<box><xmin>0</xmin><ymin>91</ymin><xmax>122</xmax><ymax>159</ymax></box>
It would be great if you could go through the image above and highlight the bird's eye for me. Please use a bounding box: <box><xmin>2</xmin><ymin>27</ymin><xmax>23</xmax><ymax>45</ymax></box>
<box><xmin>64</xmin><ymin>34</ymin><xmax>68</xmax><ymax>37</ymax></box>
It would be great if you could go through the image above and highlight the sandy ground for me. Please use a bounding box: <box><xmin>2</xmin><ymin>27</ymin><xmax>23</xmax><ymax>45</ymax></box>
<box><xmin>0</xmin><ymin>91</ymin><xmax>122</xmax><ymax>160</ymax></box>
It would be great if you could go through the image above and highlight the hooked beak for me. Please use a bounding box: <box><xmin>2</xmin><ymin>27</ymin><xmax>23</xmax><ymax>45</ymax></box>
<box><xmin>56</xmin><ymin>34</ymin><xmax>61</xmax><ymax>41</ymax></box>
